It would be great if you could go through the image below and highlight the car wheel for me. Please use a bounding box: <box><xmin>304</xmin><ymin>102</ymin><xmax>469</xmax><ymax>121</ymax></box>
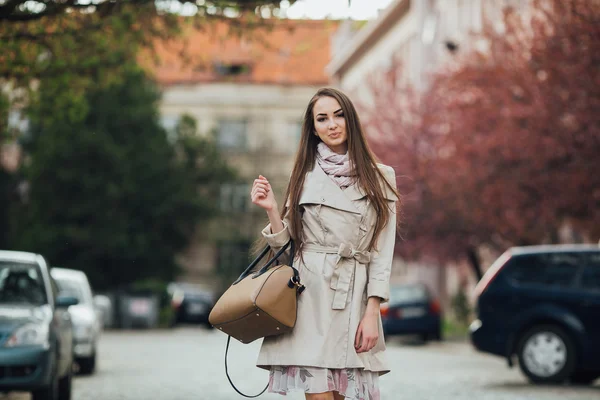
<box><xmin>420</xmin><ymin>333</ymin><xmax>429</xmax><ymax>343</ymax></box>
<box><xmin>517</xmin><ymin>324</ymin><xmax>576</xmax><ymax>384</ymax></box>
<box><xmin>78</xmin><ymin>353</ymin><xmax>96</xmax><ymax>375</ymax></box>
<box><xmin>57</xmin><ymin>362</ymin><xmax>73</xmax><ymax>400</ymax></box>
<box><xmin>433</xmin><ymin>328</ymin><xmax>443</xmax><ymax>342</ymax></box>
<box><xmin>32</xmin><ymin>369</ymin><xmax>58</xmax><ymax>400</ymax></box>
<box><xmin>570</xmin><ymin>370</ymin><xmax>600</xmax><ymax>385</ymax></box>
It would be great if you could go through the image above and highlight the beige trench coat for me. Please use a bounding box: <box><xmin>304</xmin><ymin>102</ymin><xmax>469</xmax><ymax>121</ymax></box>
<box><xmin>256</xmin><ymin>162</ymin><xmax>398</xmax><ymax>376</ymax></box>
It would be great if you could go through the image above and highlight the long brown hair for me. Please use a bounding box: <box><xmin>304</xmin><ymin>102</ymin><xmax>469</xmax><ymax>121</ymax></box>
<box><xmin>282</xmin><ymin>87</ymin><xmax>400</xmax><ymax>258</ymax></box>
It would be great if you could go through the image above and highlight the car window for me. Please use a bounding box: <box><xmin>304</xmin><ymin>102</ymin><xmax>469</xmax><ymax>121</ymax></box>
<box><xmin>0</xmin><ymin>261</ymin><xmax>48</xmax><ymax>305</ymax></box>
<box><xmin>54</xmin><ymin>277</ymin><xmax>88</xmax><ymax>304</ymax></box>
<box><xmin>579</xmin><ymin>253</ymin><xmax>600</xmax><ymax>292</ymax></box>
<box><xmin>389</xmin><ymin>285</ymin><xmax>428</xmax><ymax>306</ymax></box>
<box><xmin>507</xmin><ymin>253</ymin><xmax>581</xmax><ymax>288</ymax></box>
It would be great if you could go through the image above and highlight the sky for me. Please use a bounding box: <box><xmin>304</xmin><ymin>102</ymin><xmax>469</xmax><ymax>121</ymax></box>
<box><xmin>281</xmin><ymin>0</ymin><xmax>395</xmax><ymax>20</ymax></box>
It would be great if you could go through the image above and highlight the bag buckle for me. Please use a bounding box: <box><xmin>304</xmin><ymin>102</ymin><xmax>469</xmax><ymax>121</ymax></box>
<box><xmin>288</xmin><ymin>276</ymin><xmax>305</xmax><ymax>294</ymax></box>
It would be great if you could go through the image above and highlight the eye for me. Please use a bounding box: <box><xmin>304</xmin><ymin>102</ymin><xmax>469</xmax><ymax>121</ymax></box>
<box><xmin>317</xmin><ymin>117</ymin><xmax>325</xmax><ymax>122</ymax></box>
<box><xmin>335</xmin><ymin>112</ymin><xmax>344</xmax><ymax>118</ymax></box>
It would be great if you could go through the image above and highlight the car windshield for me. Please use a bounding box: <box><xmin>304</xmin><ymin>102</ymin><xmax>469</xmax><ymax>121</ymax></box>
<box><xmin>389</xmin><ymin>285</ymin><xmax>428</xmax><ymax>306</ymax></box>
<box><xmin>54</xmin><ymin>278</ymin><xmax>87</xmax><ymax>304</ymax></box>
<box><xmin>0</xmin><ymin>261</ymin><xmax>47</xmax><ymax>306</ymax></box>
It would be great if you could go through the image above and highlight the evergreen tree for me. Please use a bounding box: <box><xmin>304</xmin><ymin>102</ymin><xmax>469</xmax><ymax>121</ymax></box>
<box><xmin>15</xmin><ymin>67</ymin><xmax>232</xmax><ymax>290</ymax></box>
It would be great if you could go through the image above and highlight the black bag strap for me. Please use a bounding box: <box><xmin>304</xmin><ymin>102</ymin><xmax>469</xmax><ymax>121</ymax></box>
<box><xmin>225</xmin><ymin>336</ymin><xmax>268</xmax><ymax>398</ymax></box>
<box><xmin>224</xmin><ymin>239</ymin><xmax>297</xmax><ymax>397</ymax></box>
<box><xmin>233</xmin><ymin>240</ymin><xmax>295</xmax><ymax>285</ymax></box>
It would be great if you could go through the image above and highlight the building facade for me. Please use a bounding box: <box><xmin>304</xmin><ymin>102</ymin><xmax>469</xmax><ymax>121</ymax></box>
<box><xmin>148</xmin><ymin>20</ymin><xmax>338</xmax><ymax>286</ymax></box>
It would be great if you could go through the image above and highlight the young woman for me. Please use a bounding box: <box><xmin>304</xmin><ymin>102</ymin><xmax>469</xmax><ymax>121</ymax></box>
<box><xmin>250</xmin><ymin>87</ymin><xmax>399</xmax><ymax>400</ymax></box>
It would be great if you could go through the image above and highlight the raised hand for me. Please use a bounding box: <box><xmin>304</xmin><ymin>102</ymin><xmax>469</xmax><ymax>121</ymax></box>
<box><xmin>251</xmin><ymin>175</ymin><xmax>277</xmax><ymax>211</ymax></box>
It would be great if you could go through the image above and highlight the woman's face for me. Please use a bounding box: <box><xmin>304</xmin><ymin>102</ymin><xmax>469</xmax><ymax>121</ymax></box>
<box><xmin>313</xmin><ymin>96</ymin><xmax>347</xmax><ymax>154</ymax></box>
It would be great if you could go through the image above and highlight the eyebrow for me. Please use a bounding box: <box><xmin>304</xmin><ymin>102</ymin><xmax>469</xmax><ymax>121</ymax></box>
<box><xmin>316</xmin><ymin>108</ymin><xmax>343</xmax><ymax>117</ymax></box>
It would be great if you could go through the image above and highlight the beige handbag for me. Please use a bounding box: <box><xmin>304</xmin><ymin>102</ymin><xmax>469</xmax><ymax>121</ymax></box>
<box><xmin>209</xmin><ymin>240</ymin><xmax>304</xmax><ymax>398</ymax></box>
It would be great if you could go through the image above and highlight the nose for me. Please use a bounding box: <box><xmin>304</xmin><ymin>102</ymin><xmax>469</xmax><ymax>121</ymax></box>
<box><xmin>328</xmin><ymin>118</ymin><xmax>338</xmax><ymax>129</ymax></box>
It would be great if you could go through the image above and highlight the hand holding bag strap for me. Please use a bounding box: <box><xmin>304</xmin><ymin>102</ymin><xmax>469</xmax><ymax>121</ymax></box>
<box><xmin>225</xmin><ymin>336</ymin><xmax>268</xmax><ymax>398</ymax></box>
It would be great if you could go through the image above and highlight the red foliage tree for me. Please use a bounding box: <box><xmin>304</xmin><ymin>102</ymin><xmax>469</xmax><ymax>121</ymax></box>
<box><xmin>360</xmin><ymin>0</ymin><xmax>600</xmax><ymax>278</ymax></box>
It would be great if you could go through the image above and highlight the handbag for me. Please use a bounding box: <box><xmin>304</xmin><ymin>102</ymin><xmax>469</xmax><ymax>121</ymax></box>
<box><xmin>209</xmin><ymin>240</ymin><xmax>305</xmax><ymax>398</ymax></box>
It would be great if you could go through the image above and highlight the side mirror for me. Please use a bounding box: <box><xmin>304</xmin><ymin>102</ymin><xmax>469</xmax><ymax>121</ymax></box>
<box><xmin>56</xmin><ymin>295</ymin><xmax>79</xmax><ymax>308</ymax></box>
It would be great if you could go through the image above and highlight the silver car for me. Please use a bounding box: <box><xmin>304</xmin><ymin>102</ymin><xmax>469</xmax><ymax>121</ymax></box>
<box><xmin>50</xmin><ymin>268</ymin><xmax>101</xmax><ymax>375</ymax></box>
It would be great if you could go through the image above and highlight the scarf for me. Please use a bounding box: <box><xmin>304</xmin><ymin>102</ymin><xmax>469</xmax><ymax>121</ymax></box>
<box><xmin>316</xmin><ymin>142</ymin><xmax>356</xmax><ymax>189</ymax></box>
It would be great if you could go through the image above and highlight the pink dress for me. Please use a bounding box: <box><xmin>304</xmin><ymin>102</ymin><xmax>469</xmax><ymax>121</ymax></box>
<box><xmin>269</xmin><ymin>366</ymin><xmax>380</xmax><ymax>400</ymax></box>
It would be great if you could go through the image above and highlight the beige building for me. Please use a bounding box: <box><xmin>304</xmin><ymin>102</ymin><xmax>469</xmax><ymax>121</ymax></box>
<box><xmin>148</xmin><ymin>19</ymin><xmax>338</xmax><ymax>286</ymax></box>
<box><xmin>326</xmin><ymin>0</ymin><xmax>528</xmax><ymax>306</ymax></box>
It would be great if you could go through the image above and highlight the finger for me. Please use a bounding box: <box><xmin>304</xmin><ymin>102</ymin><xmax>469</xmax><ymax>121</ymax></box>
<box><xmin>354</xmin><ymin>328</ymin><xmax>362</xmax><ymax>349</ymax></box>
<box><xmin>251</xmin><ymin>186</ymin><xmax>268</xmax><ymax>197</ymax></box>
<box><xmin>253</xmin><ymin>182</ymin><xmax>270</xmax><ymax>191</ymax></box>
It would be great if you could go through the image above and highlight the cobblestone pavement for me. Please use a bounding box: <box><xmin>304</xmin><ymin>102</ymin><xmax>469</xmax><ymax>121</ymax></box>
<box><xmin>2</xmin><ymin>327</ymin><xmax>598</xmax><ymax>400</ymax></box>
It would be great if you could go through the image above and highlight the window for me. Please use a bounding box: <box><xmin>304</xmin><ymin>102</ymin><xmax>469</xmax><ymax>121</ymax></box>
<box><xmin>219</xmin><ymin>183</ymin><xmax>250</xmax><ymax>212</ymax></box>
<box><xmin>579</xmin><ymin>253</ymin><xmax>600</xmax><ymax>292</ymax></box>
<box><xmin>507</xmin><ymin>253</ymin><xmax>581</xmax><ymax>288</ymax></box>
<box><xmin>217</xmin><ymin>119</ymin><xmax>247</xmax><ymax>151</ymax></box>
<box><xmin>389</xmin><ymin>285</ymin><xmax>428</xmax><ymax>306</ymax></box>
<box><xmin>0</xmin><ymin>261</ymin><xmax>47</xmax><ymax>305</ymax></box>
<box><xmin>214</xmin><ymin>62</ymin><xmax>252</xmax><ymax>77</ymax></box>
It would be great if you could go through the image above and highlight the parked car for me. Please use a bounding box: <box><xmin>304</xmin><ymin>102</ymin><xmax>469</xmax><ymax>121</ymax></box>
<box><xmin>167</xmin><ymin>283</ymin><xmax>214</xmax><ymax>327</ymax></box>
<box><xmin>470</xmin><ymin>244</ymin><xmax>600</xmax><ymax>385</ymax></box>
<box><xmin>381</xmin><ymin>283</ymin><xmax>442</xmax><ymax>342</ymax></box>
<box><xmin>0</xmin><ymin>250</ymin><xmax>77</xmax><ymax>400</ymax></box>
<box><xmin>50</xmin><ymin>268</ymin><xmax>101</xmax><ymax>375</ymax></box>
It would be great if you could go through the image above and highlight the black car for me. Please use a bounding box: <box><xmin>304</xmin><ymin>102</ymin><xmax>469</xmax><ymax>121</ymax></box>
<box><xmin>470</xmin><ymin>244</ymin><xmax>600</xmax><ymax>385</ymax></box>
<box><xmin>168</xmin><ymin>283</ymin><xmax>214</xmax><ymax>327</ymax></box>
<box><xmin>0</xmin><ymin>250</ymin><xmax>78</xmax><ymax>400</ymax></box>
<box><xmin>381</xmin><ymin>283</ymin><xmax>442</xmax><ymax>342</ymax></box>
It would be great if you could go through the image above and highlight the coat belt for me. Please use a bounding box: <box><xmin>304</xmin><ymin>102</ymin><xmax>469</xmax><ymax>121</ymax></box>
<box><xmin>302</xmin><ymin>243</ymin><xmax>371</xmax><ymax>310</ymax></box>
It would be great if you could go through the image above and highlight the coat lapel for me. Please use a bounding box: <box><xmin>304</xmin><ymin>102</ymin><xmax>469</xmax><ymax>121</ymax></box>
<box><xmin>300</xmin><ymin>163</ymin><xmax>361</xmax><ymax>214</ymax></box>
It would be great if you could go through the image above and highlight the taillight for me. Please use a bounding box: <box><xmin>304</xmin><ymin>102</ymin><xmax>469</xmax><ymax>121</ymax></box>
<box><xmin>429</xmin><ymin>299</ymin><xmax>441</xmax><ymax>315</ymax></box>
<box><xmin>380</xmin><ymin>304</ymin><xmax>389</xmax><ymax>317</ymax></box>
<box><xmin>475</xmin><ymin>251</ymin><xmax>511</xmax><ymax>297</ymax></box>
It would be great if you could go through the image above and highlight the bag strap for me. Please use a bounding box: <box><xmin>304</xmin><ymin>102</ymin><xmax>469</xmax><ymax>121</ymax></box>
<box><xmin>233</xmin><ymin>240</ymin><xmax>294</xmax><ymax>285</ymax></box>
<box><xmin>225</xmin><ymin>336</ymin><xmax>268</xmax><ymax>398</ymax></box>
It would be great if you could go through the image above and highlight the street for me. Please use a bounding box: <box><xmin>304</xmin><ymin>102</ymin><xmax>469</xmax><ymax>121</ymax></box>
<box><xmin>2</xmin><ymin>327</ymin><xmax>599</xmax><ymax>400</ymax></box>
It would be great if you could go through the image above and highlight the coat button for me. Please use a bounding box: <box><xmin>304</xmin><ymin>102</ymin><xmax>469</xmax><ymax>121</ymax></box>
<box><xmin>320</xmin><ymin>197</ymin><xmax>325</xmax><ymax>202</ymax></box>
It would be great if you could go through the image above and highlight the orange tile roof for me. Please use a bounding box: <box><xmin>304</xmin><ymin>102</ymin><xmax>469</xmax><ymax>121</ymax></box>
<box><xmin>146</xmin><ymin>19</ymin><xmax>339</xmax><ymax>86</ymax></box>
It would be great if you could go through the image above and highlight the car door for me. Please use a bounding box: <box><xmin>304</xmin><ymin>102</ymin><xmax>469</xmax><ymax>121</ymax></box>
<box><xmin>576</xmin><ymin>252</ymin><xmax>600</xmax><ymax>366</ymax></box>
<box><xmin>50</xmin><ymin>277</ymin><xmax>73</xmax><ymax>376</ymax></box>
<box><xmin>502</xmin><ymin>253</ymin><xmax>584</xmax><ymax>325</ymax></box>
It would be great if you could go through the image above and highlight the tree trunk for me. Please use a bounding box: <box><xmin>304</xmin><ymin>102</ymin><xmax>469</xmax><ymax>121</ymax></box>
<box><xmin>467</xmin><ymin>247</ymin><xmax>483</xmax><ymax>281</ymax></box>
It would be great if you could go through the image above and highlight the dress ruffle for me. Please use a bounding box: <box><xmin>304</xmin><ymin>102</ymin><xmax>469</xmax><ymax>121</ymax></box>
<box><xmin>269</xmin><ymin>366</ymin><xmax>380</xmax><ymax>400</ymax></box>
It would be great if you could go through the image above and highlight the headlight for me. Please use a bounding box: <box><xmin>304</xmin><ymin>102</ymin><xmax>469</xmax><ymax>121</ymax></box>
<box><xmin>5</xmin><ymin>323</ymin><xmax>50</xmax><ymax>348</ymax></box>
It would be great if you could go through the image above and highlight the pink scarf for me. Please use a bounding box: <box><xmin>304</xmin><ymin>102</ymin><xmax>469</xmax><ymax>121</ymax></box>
<box><xmin>316</xmin><ymin>142</ymin><xmax>356</xmax><ymax>189</ymax></box>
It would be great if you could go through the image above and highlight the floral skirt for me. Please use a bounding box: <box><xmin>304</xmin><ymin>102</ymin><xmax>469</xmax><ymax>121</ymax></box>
<box><xmin>268</xmin><ymin>366</ymin><xmax>380</xmax><ymax>400</ymax></box>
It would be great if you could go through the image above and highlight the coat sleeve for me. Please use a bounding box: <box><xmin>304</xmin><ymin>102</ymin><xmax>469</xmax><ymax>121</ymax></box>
<box><xmin>367</xmin><ymin>166</ymin><xmax>398</xmax><ymax>303</ymax></box>
<box><xmin>261</xmin><ymin>212</ymin><xmax>291</xmax><ymax>251</ymax></box>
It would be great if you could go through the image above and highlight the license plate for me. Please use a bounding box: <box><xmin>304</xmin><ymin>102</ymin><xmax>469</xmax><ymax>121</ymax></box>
<box><xmin>401</xmin><ymin>307</ymin><xmax>426</xmax><ymax>318</ymax></box>
<box><xmin>130</xmin><ymin>299</ymin><xmax>151</xmax><ymax>316</ymax></box>
<box><xmin>188</xmin><ymin>303</ymin><xmax>206</xmax><ymax>315</ymax></box>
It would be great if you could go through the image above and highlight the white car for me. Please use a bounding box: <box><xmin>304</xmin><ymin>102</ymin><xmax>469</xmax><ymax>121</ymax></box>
<box><xmin>50</xmin><ymin>268</ymin><xmax>102</xmax><ymax>375</ymax></box>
